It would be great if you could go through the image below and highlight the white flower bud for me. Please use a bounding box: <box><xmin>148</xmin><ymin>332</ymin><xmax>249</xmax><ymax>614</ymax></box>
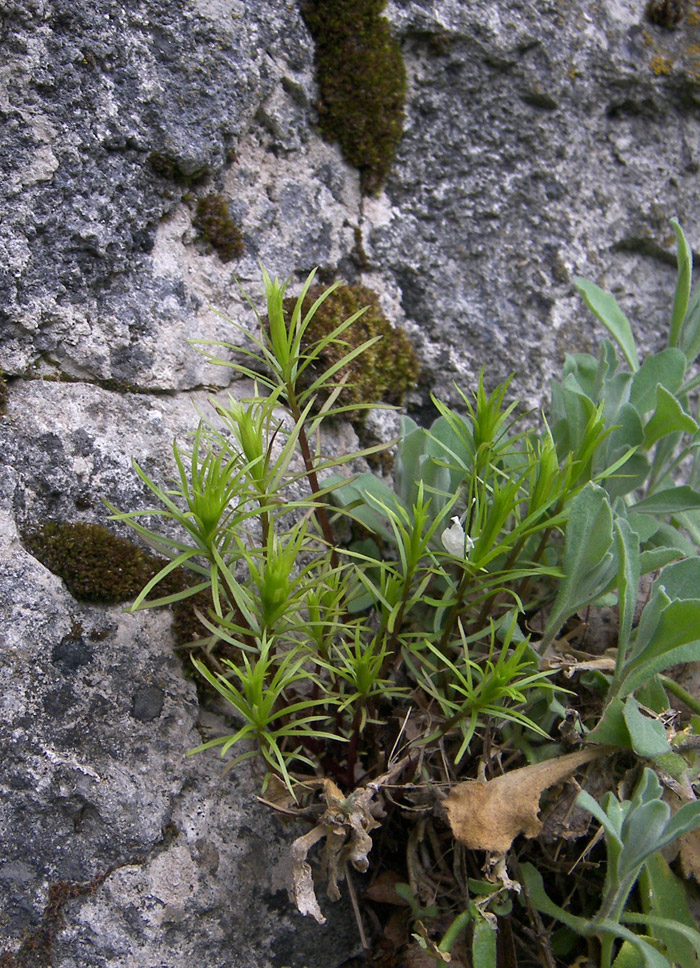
<box><xmin>441</xmin><ymin>516</ymin><xmax>474</xmax><ymax>558</ymax></box>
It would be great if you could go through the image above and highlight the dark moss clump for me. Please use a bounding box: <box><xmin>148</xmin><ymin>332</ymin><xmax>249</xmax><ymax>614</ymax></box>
<box><xmin>22</xmin><ymin>522</ymin><xmax>161</xmax><ymax>603</ymax></box>
<box><xmin>645</xmin><ymin>0</ymin><xmax>688</xmax><ymax>26</ymax></box>
<box><xmin>286</xmin><ymin>283</ymin><xmax>419</xmax><ymax>416</ymax></box>
<box><xmin>193</xmin><ymin>194</ymin><xmax>244</xmax><ymax>262</ymax></box>
<box><xmin>20</xmin><ymin>519</ymin><xmax>215</xmax><ymax>667</ymax></box>
<box><xmin>0</xmin><ymin>373</ymin><xmax>7</xmax><ymax>415</ymax></box>
<box><xmin>172</xmin><ymin>587</ymin><xmax>214</xmax><ymax>649</ymax></box>
<box><xmin>351</xmin><ymin>226</ymin><xmax>370</xmax><ymax>269</ymax></box>
<box><xmin>23</xmin><ymin>520</ymin><xmax>212</xmax><ymax>645</ymax></box>
<box><xmin>301</xmin><ymin>0</ymin><xmax>406</xmax><ymax>194</ymax></box>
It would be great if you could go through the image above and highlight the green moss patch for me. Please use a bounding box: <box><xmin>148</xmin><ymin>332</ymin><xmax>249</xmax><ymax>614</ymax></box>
<box><xmin>193</xmin><ymin>194</ymin><xmax>244</xmax><ymax>262</ymax></box>
<box><xmin>286</xmin><ymin>283</ymin><xmax>419</xmax><ymax>416</ymax></box>
<box><xmin>301</xmin><ymin>0</ymin><xmax>406</xmax><ymax>194</ymax></box>
<box><xmin>22</xmin><ymin>522</ymin><xmax>161</xmax><ymax>603</ymax></box>
<box><xmin>23</xmin><ymin>521</ymin><xmax>212</xmax><ymax>648</ymax></box>
<box><xmin>645</xmin><ymin>0</ymin><xmax>688</xmax><ymax>27</ymax></box>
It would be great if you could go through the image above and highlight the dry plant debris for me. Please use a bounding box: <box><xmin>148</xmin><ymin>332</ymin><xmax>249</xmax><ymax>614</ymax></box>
<box><xmin>445</xmin><ymin>749</ymin><xmax>605</xmax><ymax>854</ymax></box>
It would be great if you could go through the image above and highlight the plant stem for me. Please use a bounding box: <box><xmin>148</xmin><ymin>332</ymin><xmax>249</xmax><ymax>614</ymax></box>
<box><xmin>438</xmin><ymin>909</ymin><xmax>472</xmax><ymax>953</ymax></box>
<box><xmin>345</xmin><ymin>706</ymin><xmax>363</xmax><ymax>789</ymax></box>
<box><xmin>287</xmin><ymin>390</ymin><xmax>339</xmax><ymax>569</ymax></box>
<box><xmin>516</xmin><ymin>522</ymin><xmax>556</xmax><ymax>611</ymax></box>
<box><xmin>660</xmin><ymin>674</ymin><xmax>700</xmax><ymax>715</ymax></box>
<box><xmin>437</xmin><ymin>566</ymin><xmax>473</xmax><ymax>663</ymax></box>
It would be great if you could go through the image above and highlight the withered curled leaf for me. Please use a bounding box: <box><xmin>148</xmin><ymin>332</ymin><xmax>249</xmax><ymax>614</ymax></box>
<box><xmin>270</xmin><ymin>777</ymin><xmax>383</xmax><ymax>921</ymax></box>
<box><xmin>270</xmin><ymin>824</ymin><xmax>328</xmax><ymax>924</ymax></box>
<box><xmin>446</xmin><ymin>749</ymin><xmax>604</xmax><ymax>854</ymax></box>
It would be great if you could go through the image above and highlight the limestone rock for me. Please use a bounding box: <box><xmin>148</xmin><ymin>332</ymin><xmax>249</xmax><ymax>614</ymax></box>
<box><xmin>2</xmin><ymin>0</ymin><xmax>700</xmax><ymax>964</ymax></box>
<box><xmin>0</xmin><ymin>381</ymin><xmax>361</xmax><ymax>967</ymax></box>
<box><xmin>3</xmin><ymin>0</ymin><xmax>699</xmax><ymax>404</ymax></box>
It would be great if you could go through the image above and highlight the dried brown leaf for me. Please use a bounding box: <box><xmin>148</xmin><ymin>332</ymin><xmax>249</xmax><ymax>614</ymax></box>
<box><xmin>546</xmin><ymin>654</ymin><xmax>617</xmax><ymax>677</ymax></box>
<box><xmin>680</xmin><ymin>830</ymin><xmax>700</xmax><ymax>882</ymax></box>
<box><xmin>270</xmin><ymin>824</ymin><xmax>328</xmax><ymax>924</ymax></box>
<box><xmin>270</xmin><ymin>774</ymin><xmax>388</xmax><ymax>920</ymax></box>
<box><xmin>322</xmin><ymin>779</ymin><xmax>381</xmax><ymax>900</ymax></box>
<box><xmin>446</xmin><ymin>749</ymin><xmax>604</xmax><ymax>854</ymax></box>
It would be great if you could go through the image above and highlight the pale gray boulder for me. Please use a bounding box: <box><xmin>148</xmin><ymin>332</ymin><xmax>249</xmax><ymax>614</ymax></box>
<box><xmin>3</xmin><ymin>0</ymin><xmax>698</xmax><ymax>400</ymax></box>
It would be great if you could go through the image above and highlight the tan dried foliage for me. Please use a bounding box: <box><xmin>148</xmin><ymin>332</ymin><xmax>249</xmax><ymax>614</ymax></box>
<box><xmin>680</xmin><ymin>830</ymin><xmax>700</xmax><ymax>882</ymax></box>
<box><xmin>446</xmin><ymin>749</ymin><xmax>604</xmax><ymax>854</ymax></box>
<box><xmin>271</xmin><ymin>776</ymin><xmax>385</xmax><ymax>923</ymax></box>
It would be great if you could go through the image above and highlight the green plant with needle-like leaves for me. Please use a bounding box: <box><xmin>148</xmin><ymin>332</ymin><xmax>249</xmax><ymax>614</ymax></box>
<box><xmin>112</xmin><ymin>268</ymin><xmax>566</xmax><ymax>799</ymax></box>
<box><xmin>112</xmin><ymin>236</ymin><xmax>700</xmax><ymax>965</ymax></box>
<box><xmin>190</xmin><ymin>633</ymin><xmax>343</xmax><ymax>793</ymax></box>
<box><xmin>329</xmin><ymin>369</ymin><xmax>614</xmax><ymax>656</ymax></box>
<box><xmin>324</xmin><ymin>626</ymin><xmax>408</xmax><ymax>732</ymax></box>
<box><xmin>406</xmin><ymin>614</ymin><xmax>562</xmax><ymax>764</ymax></box>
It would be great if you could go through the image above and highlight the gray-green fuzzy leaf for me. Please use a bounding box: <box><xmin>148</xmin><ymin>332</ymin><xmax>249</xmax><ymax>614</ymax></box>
<box><xmin>575</xmin><ymin>278</ymin><xmax>640</xmax><ymax>371</ymax></box>
<box><xmin>629</xmin><ymin>349</ymin><xmax>687</xmax><ymax>414</ymax></box>
<box><xmin>643</xmin><ymin>385</ymin><xmax>697</xmax><ymax>449</ymax></box>
<box><xmin>670</xmin><ymin>219</ymin><xmax>693</xmax><ymax>350</ymax></box>
<box><xmin>631</xmin><ymin>486</ymin><xmax>700</xmax><ymax>515</ymax></box>
<box><xmin>540</xmin><ymin>483</ymin><xmax>616</xmax><ymax>653</ymax></box>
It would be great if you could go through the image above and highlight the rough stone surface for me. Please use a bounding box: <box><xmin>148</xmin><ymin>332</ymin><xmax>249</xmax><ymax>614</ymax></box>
<box><xmin>0</xmin><ymin>382</ymin><xmax>362</xmax><ymax>967</ymax></box>
<box><xmin>2</xmin><ymin>0</ymin><xmax>700</xmax><ymax>403</ymax></box>
<box><xmin>2</xmin><ymin>0</ymin><xmax>700</xmax><ymax>964</ymax></box>
<box><xmin>378</xmin><ymin>0</ymin><xmax>700</xmax><ymax>407</ymax></box>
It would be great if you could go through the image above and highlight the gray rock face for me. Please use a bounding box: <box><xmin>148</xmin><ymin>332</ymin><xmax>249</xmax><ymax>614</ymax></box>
<box><xmin>0</xmin><ymin>382</ymin><xmax>361</xmax><ymax>967</ymax></box>
<box><xmin>0</xmin><ymin>0</ymin><xmax>304</xmax><ymax>388</ymax></box>
<box><xmin>3</xmin><ymin>0</ymin><xmax>699</xmax><ymax>402</ymax></box>
<box><xmin>379</xmin><ymin>0</ymin><xmax>700</xmax><ymax>406</ymax></box>
<box><xmin>2</xmin><ymin>0</ymin><xmax>700</xmax><ymax>964</ymax></box>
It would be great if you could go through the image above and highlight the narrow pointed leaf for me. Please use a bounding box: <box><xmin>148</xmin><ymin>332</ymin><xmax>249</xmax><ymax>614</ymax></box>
<box><xmin>631</xmin><ymin>486</ymin><xmax>700</xmax><ymax>515</ymax></box>
<box><xmin>615</xmin><ymin>516</ymin><xmax>641</xmax><ymax>668</ymax></box>
<box><xmin>595</xmin><ymin>921</ymin><xmax>672</xmax><ymax>968</ymax></box>
<box><xmin>680</xmin><ymin>284</ymin><xmax>700</xmax><ymax>364</ymax></box>
<box><xmin>661</xmin><ymin>799</ymin><xmax>700</xmax><ymax>844</ymax></box>
<box><xmin>540</xmin><ymin>483</ymin><xmax>616</xmax><ymax>652</ymax></box>
<box><xmin>670</xmin><ymin>219</ymin><xmax>693</xmax><ymax>349</ymax></box>
<box><xmin>618</xmin><ymin>599</ymin><xmax>700</xmax><ymax>697</ymax></box>
<box><xmin>638</xmin><ymin>852</ymin><xmax>700</xmax><ymax>967</ymax></box>
<box><xmin>575</xmin><ymin>278</ymin><xmax>640</xmax><ymax>371</ymax></box>
<box><xmin>519</xmin><ymin>863</ymin><xmax>591</xmax><ymax>933</ymax></box>
<box><xmin>472</xmin><ymin>917</ymin><xmax>497</xmax><ymax>968</ymax></box>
